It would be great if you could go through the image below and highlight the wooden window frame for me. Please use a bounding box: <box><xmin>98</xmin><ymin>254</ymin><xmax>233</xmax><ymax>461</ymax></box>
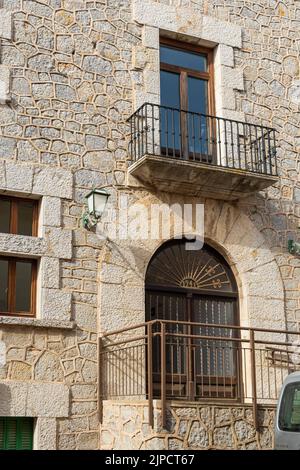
<box><xmin>0</xmin><ymin>256</ymin><xmax>37</xmax><ymax>317</ymax></box>
<box><xmin>0</xmin><ymin>195</ymin><xmax>39</xmax><ymax>237</ymax></box>
<box><xmin>160</xmin><ymin>37</ymin><xmax>215</xmax><ymax>115</ymax></box>
<box><xmin>160</xmin><ymin>38</ymin><xmax>216</xmax><ymax>162</ymax></box>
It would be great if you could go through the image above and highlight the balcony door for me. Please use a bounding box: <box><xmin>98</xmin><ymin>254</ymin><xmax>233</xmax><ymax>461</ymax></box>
<box><xmin>145</xmin><ymin>240</ymin><xmax>240</xmax><ymax>401</ymax></box>
<box><xmin>160</xmin><ymin>39</ymin><xmax>215</xmax><ymax>162</ymax></box>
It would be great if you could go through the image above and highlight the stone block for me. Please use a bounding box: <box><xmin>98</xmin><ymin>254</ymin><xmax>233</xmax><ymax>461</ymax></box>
<box><xmin>188</xmin><ymin>422</ymin><xmax>209</xmax><ymax>448</ymax></box>
<box><xmin>0</xmin><ymin>138</ymin><xmax>16</xmax><ymax>160</ymax></box>
<box><xmin>73</xmin><ymin>303</ymin><xmax>97</xmax><ymax>332</ymax></box>
<box><xmin>247</xmin><ymin>297</ymin><xmax>285</xmax><ymax>329</ymax></box>
<box><xmin>32</xmin><ymin>83</ymin><xmax>54</xmax><ymax>99</ymax></box>
<box><xmin>0</xmin><ymin>381</ymin><xmax>69</xmax><ymax>417</ymax></box>
<box><xmin>0</xmin><ymin>161</ymin><xmax>5</xmax><ymax>188</ymax></box>
<box><xmin>41</xmin><ymin>288</ymin><xmax>72</xmax><ymax>321</ymax></box>
<box><xmin>58</xmin><ymin>433</ymin><xmax>76</xmax><ymax>450</ymax></box>
<box><xmin>43</xmin><ymin>196</ymin><xmax>62</xmax><ymax>227</ymax></box>
<box><xmin>36</xmin><ymin>418</ymin><xmax>57</xmax><ymax>450</ymax></box>
<box><xmin>71</xmin><ymin>384</ymin><xmax>97</xmax><ymax>400</ymax></box>
<box><xmin>133</xmin><ymin>2</ymin><xmax>242</xmax><ymax>48</ymax></box>
<box><xmin>33</xmin><ymin>166</ymin><xmax>73</xmax><ymax>199</ymax></box>
<box><xmin>213</xmin><ymin>425</ymin><xmax>234</xmax><ymax>448</ymax></box>
<box><xmin>214</xmin><ymin>85</ymin><xmax>236</xmax><ymax>111</ymax></box>
<box><xmin>5</xmin><ymin>162</ymin><xmax>33</xmax><ymax>193</ymax></box>
<box><xmin>215</xmin><ymin>44</ymin><xmax>234</xmax><ymax>67</ymax></box>
<box><xmin>0</xmin><ymin>316</ymin><xmax>74</xmax><ymax>330</ymax></box>
<box><xmin>142</xmin><ymin>26</ymin><xmax>159</xmax><ymax>49</ymax></box>
<box><xmin>76</xmin><ymin>432</ymin><xmax>99</xmax><ymax>450</ymax></box>
<box><xmin>134</xmin><ymin>1</ymin><xmax>202</xmax><ymax>35</ymax></box>
<box><xmin>55</xmin><ymin>84</ymin><xmax>76</xmax><ymax>101</ymax></box>
<box><xmin>85</xmin><ymin>135</ymin><xmax>106</xmax><ymax>150</ymax></box>
<box><xmin>10</xmin><ymin>362</ymin><xmax>32</xmax><ymax>381</ymax></box>
<box><xmin>144</xmin><ymin>70</ymin><xmax>160</xmax><ymax>95</ymax></box>
<box><xmin>41</xmin><ymin>257</ymin><xmax>60</xmax><ymax>289</ymax></box>
<box><xmin>34</xmin><ymin>350</ymin><xmax>64</xmax><ymax>382</ymax></box>
<box><xmin>218</xmin><ymin>65</ymin><xmax>244</xmax><ymax>91</ymax></box>
<box><xmin>83</xmin><ymin>56</ymin><xmax>112</xmax><ymax>74</ymax></box>
<box><xmin>17</xmin><ymin>140</ymin><xmax>39</xmax><ymax>162</ymax></box>
<box><xmin>202</xmin><ymin>15</ymin><xmax>242</xmax><ymax>48</ymax></box>
<box><xmin>0</xmin><ymin>233</ymin><xmax>46</xmax><ymax>257</ymax></box>
<box><xmin>45</xmin><ymin>227</ymin><xmax>72</xmax><ymax>259</ymax></box>
<box><xmin>0</xmin><ymin>10</ymin><xmax>12</xmax><ymax>40</ymax></box>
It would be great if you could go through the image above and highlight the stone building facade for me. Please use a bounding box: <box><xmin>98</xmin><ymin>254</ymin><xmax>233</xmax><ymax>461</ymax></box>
<box><xmin>0</xmin><ymin>0</ymin><xmax>299</xmax><ymax>450</ymax></box>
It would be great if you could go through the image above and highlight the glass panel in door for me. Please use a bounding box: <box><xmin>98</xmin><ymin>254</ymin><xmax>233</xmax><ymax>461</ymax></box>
<box><xmin>192</xmin><ymin>296</ymin><xmax>238</xmax><ymax>398</ymax></box>
<box><xmin>160</xmin><ymin>70</ymin><xmax>181</xmax><ymax>154</ymax></box>
<box><xmin>187</xmin><ymin>76</ymin><xmax>210</xmax><ymax>160</ymax></box>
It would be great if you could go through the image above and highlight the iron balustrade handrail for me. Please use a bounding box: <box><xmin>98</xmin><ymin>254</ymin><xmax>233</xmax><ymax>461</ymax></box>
<box><xmin>128</xmin><ymin>102</ymin><xmax>278</xmax><ymax>176</ymax></box>
<box><xmin>99</xmin><ymin>320</ymin><xmax>300</xmax><ymax>430</ymax></box>
<box><xmin>101</xmin><ymin>318</ymin><xmax>300</xmax><ymax>340</ymax></box>
<box><xmin>128</xmin><ymin>103</ymin><xmax>276</xmax><ymax>131</ymax></box>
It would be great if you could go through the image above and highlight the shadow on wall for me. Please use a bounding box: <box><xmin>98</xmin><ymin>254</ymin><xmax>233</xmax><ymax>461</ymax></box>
<box><xmin>248</xmin><ymin>194</ymin><xmax>300</xmax><ymax>250</ymax></box>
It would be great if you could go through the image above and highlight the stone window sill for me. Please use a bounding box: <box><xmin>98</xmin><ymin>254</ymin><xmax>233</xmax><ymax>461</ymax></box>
<box><xmin>0</xmin><ymin>316</ymin><xmax>75</xmax><ymax>330</ymax></box>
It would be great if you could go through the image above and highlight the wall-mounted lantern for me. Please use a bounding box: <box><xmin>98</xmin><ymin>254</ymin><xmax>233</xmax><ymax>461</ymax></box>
<box><xmin>83</xmin><ymin>188</ymin><xmax>110</xmax><ymax>230</ymax></box>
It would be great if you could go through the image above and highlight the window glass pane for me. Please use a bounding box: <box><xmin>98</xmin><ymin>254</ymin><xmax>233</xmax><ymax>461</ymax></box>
<box><xmin>187</xmin><ymin>77</ymin><xmax>209</xmax><ymax>155</ymax></box>
<box><xmin>160</xmin><ymin>70</ymin><xmax>181</xmax><ymax>151</ymax></box>
<box><xmin>279</xmin><ymin>382</ymin><xmax>300</xmax><ymax>432</ymax></box>
<box><xmin>160</xmin><ymin>70</ymin><xmax>180</xmax><ymax>109</ymax></box>
<box><xmin>18</xmin><ymin>201</ymin><xmax>34</xmax><ymax>236</ymax></box>
<box><xmin>188</xmin><ymin>76</ymin><xmax>208</xmax><ymax>114</ymax></box>
<box><xmin>160</xmin><ymin>45</ymin><xmax>207</xmax><ymax>72</ymax></box>
<box><xmin>0</xmin><ymin>200</ymin><xmax>11</xmax><ymax>233</ymax></box>
<box><xmin>15</xmin><ymin>261</ymin><xmax>32</xmax><ymax>312</ymax></box>
<box><xmin>0</xmin><ymin>259</ymin><xmax>8</xmax><ymax>312</ymax></box>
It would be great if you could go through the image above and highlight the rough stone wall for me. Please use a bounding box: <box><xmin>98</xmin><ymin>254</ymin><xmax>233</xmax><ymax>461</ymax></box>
<box><xmin>100</xmin><ymin>401</ymin><xmax>275</xmax><ymax>450</ymax></box>
<box><xmin>0</xmin><ymin>325</ymin><xmax>99</xmax><ymax>449</ymax></box>
<box><xmin>0</xmin><ymin>0</ymin><xmax>298</xmax><ymax>450</ymax></box>
<box><xmin>0</xmin><ymin>0</ymin><xmax>141</xmax><ymax>449</ymax></box>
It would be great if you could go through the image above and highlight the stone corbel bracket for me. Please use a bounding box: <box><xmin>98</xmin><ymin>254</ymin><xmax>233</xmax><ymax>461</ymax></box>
<box><xmin>0</xmin><ymin>9</ymin><xmax>12</xmax><ymax>104</ymax></box>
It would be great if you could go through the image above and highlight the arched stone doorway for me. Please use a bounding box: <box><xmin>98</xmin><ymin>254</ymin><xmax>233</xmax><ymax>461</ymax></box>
<box><xmin>145</xmin><ymin>239</ymin><xmax>240</xmax><ymax>401</ymax></box>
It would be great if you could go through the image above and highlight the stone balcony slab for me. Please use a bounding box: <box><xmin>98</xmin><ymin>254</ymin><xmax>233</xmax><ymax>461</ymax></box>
<box><xmin>128</xmin><ymin>154</ymin><xmax>278</xmax><ymax>200</ymax></box>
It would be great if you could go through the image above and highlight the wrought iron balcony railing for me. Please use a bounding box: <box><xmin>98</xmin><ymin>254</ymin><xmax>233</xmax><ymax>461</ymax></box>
<box><xmin>128</xmin><ymin>103</ymin><xmax>278</xmax><ymax>176</ymax></box>
<box><xmin>99</xmin><ymin>320</ymin><xmax>300</xmax><ymax>429</ymax></box>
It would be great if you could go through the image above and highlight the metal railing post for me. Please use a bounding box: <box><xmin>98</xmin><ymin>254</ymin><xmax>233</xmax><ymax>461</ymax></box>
<box><xmin>250</xmin><ymin>329</ymin><xmax>258</xmax><ymax>430</ymax></box>
<box><xmin>98</xmin><ymin>336</ymin><xmax>103</xmax><ymax>423</ymax></box>
<box><xmin>161</xmin><ymin>322</ymin><xmax>167</xmax><ymax>428</ymax></box>
<box><xmin>147</xmin><ymin>322</ymin><xmax>154</xmax><ymax>428</ymax></box>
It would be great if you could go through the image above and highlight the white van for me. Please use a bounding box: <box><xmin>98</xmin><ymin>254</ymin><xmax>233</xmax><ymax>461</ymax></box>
<box><xmin>275</xmin><ymin>372</ymin><xmax>300</xmax><ymax>450</ymax></box>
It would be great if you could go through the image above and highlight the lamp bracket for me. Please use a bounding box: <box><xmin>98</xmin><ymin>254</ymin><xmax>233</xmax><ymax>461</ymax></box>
<box><xmin>288</xmin><ymin>239</ymin><xmax>300</xmax><ymax>256</ymax></box>
<box><xmin>82</xmin><ymin>211</ymin><xmax>98</xmax><ymax>230</ymax></box>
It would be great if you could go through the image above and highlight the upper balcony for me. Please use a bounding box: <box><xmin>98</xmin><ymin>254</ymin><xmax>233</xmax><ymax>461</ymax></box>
<box><xmin>128</xmin><ymin>103</ymin><xmax>278</xmax><ymax>200</ymax></box>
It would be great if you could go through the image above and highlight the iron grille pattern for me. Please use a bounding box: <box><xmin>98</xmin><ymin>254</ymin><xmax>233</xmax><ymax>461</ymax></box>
<box><xmin>128</xmin><ymin>103</ymin><xmax>278</xmax><ymax>176</ymax></box>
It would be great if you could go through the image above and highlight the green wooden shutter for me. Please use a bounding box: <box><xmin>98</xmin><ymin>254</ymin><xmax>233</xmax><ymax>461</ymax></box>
<box><xmin>0</xmin><ymin>418</ymin><xmax>33</xmax><ymax>450</ymax></box>
<box><xmin>0</xmin><ymin>418</ymin><xmax>4</xmax><ymax>449</ymax></box>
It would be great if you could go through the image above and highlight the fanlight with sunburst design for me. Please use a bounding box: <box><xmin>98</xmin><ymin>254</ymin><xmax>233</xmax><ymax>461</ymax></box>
<box><xmin>146</xmin><ymin>241</ymin><xmax>236</xmax><ymax>293</ymax></box>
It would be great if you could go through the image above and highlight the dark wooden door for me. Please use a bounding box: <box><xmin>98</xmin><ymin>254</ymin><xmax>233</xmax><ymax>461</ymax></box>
<box><xmin>145</xmin><ymin>240</ymin><xmax>240</xmax><ymax>400</ymax></box>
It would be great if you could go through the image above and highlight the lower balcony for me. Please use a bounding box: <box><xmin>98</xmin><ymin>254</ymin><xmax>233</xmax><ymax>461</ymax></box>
<box><xmin>128</xmin><ymin>104</ymin><xmax>278</xmax><ymax>200</ymax></box>
<box><xmin>100</xmin><ymin>320</ymin><xmax>300</xmax><ymax>430</ymax></box>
